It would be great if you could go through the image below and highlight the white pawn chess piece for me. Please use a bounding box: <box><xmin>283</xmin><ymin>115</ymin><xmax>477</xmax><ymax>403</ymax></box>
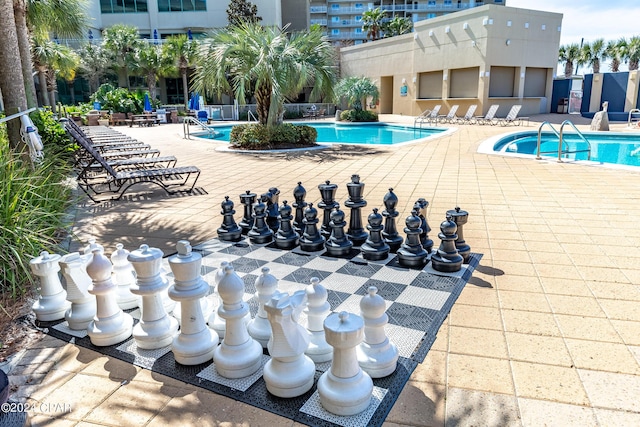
<box><xmin>207</xmin><ymin>260</ymin><xmax>229</xmax><ymax>339</ymax></box>
<box><xmin>29</xmin><ymin>251</ymin><xmax>70</xmax><ymax>322</ymax></box>
<box><xmin>213</xmin><ymin>264</ymin><xmax>263</xmax><ymax>379</ymax></box>
<box><xmin>263</xmin><ymin>290</ymin><xmax>315</xmax><ymax>398</ymax></box>
<box><xmin>318</xmin><ymin>311</ymin><xmax>373</xmax><ymax>416</ymax></box>
<box><xmin>304</xmin><ymin>277</ymin><xmax>333</xmax><ymax>363</ymax></box>
<box><xmin>247</xmin><ymin>267</ymin><xmax>278</xmax><ymax>348</ymax></box>
<box><xmin>58</xmin><ymin>253</ymin><xmax>96</xmax><ymax>330</ymax></box>
<box><xmin>168</xmin><ymin>240</ymin><xmax>218</xmax><ymax>365</ymax></box>
<box><xmin>110</xmin><ymin>244</ymin><xmax>140</xmax><ymax>310</ymax></box>
<box><xmin>128</xmin><ymin>244</ymin><xmax>179</xmax><ymax>350</ymax></box>
<box><xmin>357</xmin><ymin>286</ymin><xmax>399</xmax><ymax>378</ymax></box>
<box><xmin>85</xmin><ymin>248</ymin><xmax>133</xmax><ymax>346</ymax></box>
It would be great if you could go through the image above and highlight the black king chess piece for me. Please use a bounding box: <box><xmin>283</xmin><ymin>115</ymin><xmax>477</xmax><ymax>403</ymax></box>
<box><xmin>274</xmin><ymin>201</ymin><xmax>299</xmax><ymax>250</ymax></box>
<box><xmin>292</xmin><ymin>182</ymin><xmax>307</xmax><ymax>236</ymax></box>
<box><xmin>397</xmin><ymin>209</ymin><xmax>428</xmax><ymax>268</ymax></box>
<box><xmin>345</xmin><ymin>174</ymin><xmax>368</xmax><ymax>246</ymax></box>
<box><xmin>431</xmin><ymin>214</ymin><xmax>464</xmax><ymax>273</ymax></box>
<box><xmin>248</xmin><ymin>197</ymin><xmax>274</xmax><ymax>244</ymax></box>
<box><xmin>381</xmin><ymin>188</ymin><xmax>403</xmax><ymax>253</ymax></box>
<box><xmin>324</xmin><ymin>206</ymin><xmax>353</xmax><ymax>257</ymax></box>
<box><xmin>318</xmin><ymin>180</ymin><xmax>339</xmax><ymax>238</ymax></box>
<box><xmin>239</xmin><ymin>190</ymin><xmax>257</xmax><ymax>235</ymax></box>
<box><xmin>217</xmin><ymin>196</ymin><xmax>243</xmax><ymax>242</ymax></box>
<box><xmin>360</xmin><ymin>208</ymin><xmax>390</xmax><ymax>261</ymax></box>
<box><xmin>299</xmin><ymin>203</ymin><xmax>325</xmax><ymax>252</ymax></box>
<box><xmin>415</xmin><ymin>198</ymin><xmax>434</xmax><ymax>254</ymax></box>
<box><xmin>446</xmin><ymin>206</ymin><xmax>471</xmax><ymax>263</ymax></box>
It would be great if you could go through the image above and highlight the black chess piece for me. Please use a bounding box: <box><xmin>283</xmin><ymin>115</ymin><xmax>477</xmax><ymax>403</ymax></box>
<box><xmin>217</xmin><ymin>196</ymin><xmax>243</xmax><ymax>242</ymax></box>
<box><xmin>239</xmin><ymin>190</ymin><xmax>257</xmax><ymax>235</ymax></box>
<box><xmin>248</xmin><ymin>197</ymin><xmax>274</xmax><ymax>244</ymax></box>
<box><xmin>263</xmin><ymin>189</ymin><xmax>280</xmax><ymax>233</ymax></box>
<box><xmin>345</xmin><ymin>174</ymin><xmax>368</xmax><ymax>247</ymax></box>
<box><xmin>299</xmin><ymin>203</ymin><xmax>325</xmax><ymax>252</ymax></box>
<box><xmin>381</xmin><ymin>188</ymin><xmax>403</xmax><ymax>253</ymax></box>
<box><xmin>431</xmin><ymin>215</ymin><xmax>464</xmax><ymax>273</ymax></box>
<box><xmin>415</xmin><ymin>198</ymin><xmax>434</xmax><ymax>254</ymax></box>
<box><xmin>275</xmin><ymin>201</ymin><xmax>299</xmax><ymax>250</ymax></box>
<box><xmin>361</xmin><ymin>208</ymin><xmax>390</xmax><ymax>261</ymax></box>
<box><xmin>318</xmin><ymin>180</ymin><xmax>339</xmax><ymax>238</ymax></box>
<box><xmin>325</xmin><ymin>206</ymin><xmax>353</xmax><ymax>257</ymax></box>
<box><xmin>292</xmin><ymin>182</ymin><xmax>307</xmax><ymax>236</ymax></box>
<box><xmin>397</xmin><ymin>209</ymin><xmax>428</xmax><ymax>268</ymax></box>
<box><xmin>446</xmin><ymin>206</ymin><xmax>471</xmax><ymax>263</ymax></box>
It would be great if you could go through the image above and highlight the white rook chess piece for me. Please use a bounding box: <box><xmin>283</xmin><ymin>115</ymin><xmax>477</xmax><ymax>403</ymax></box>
<box><xmin>213</xmin><ymin>264</ymin><xmax>263</xmax><ymax>379</ymax></box>
<box><xmin>248</xmin><ymin>267</ymin><xmax>278</xmax><ymax>348</ymax></box>
<box><xmin>86</xmin><ymin>249</ymin><xmax>133</xmax><ymax>346</ymax></box>
<box><xmin>357</xmin><ymin>286</ymin><xmax>399</xmax><ymax>378</ymax></box>
<box><xmin>263</xmin><ymin>290</ymin><xmax>315</xmax><ymax>398</ymax></box>
<box><xmin>29</xmin><ymin>251</ymin><xmax>70</xmax><ymax>322</ymax></box>
<box><xmin>318</xmin><ymin>311</ymin><xmax>373</xmax><ymax>416</ymax></box>
<box><xmin>58</xmin><ymin>253</ymin><xmax>96</xmax><ymax>330</ymax></box>
<box><xmin>128</xmin><ymin>244</ymin><xmax>179</xmax><ymax>350</ymax></box>
<box><xmin>168</xmin><ymin>240</ymin><xmax>218</xmax><ymax>365</ymax></box>
<box><xmin>304</xmin><ymin>277</ymin><xmax>332</xmax><ymax>363</ymax></box>
<box><xmin>110</xmin><ymin>244</ymin><xmax>139</xmax><ymax>310</ymax></box>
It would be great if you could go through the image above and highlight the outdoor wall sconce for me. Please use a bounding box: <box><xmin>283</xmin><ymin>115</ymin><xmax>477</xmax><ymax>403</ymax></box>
<box><xmin>402</xmin><ymin>78</ymin><xmax>407</xmax><ymax>84</ymax></box>
<box><xmin>414</xmin><ymin>32</ymin><xmax>419</xmax><ymax>40</ymax></box>
<box><xmin>412</xmin><ymin>77</ymin><xmax>417</xmax><ymax>84</ymax></box>
<box><xmin>506</xmin><ymin>39</ymin><xmax>511</xmax><ymax>46</ymax></box>
<box><xmin>429</xmin><ymin>30</ymin><xmax>434</xmax><ymax>37</ymax></box>
<box><xmin>520</xmin><ymin>72</ymin><xmax>525</xmax><ymax>79</ymax></box>
<box><xmin>557</xmin><ymin>26</ymin><xmax>562</xmax><ymax>32</ymax></box>
<box><xmin>471</xmin><ymin>41</ymin><xmax>476</xmax><ymax>47</ymax></box>
<box><xmin>483</xmin><ymin>18</ymin><xmax>493</xmax><ymax>26</ymax></box>
<box><xmin>541</xmin><ymin>24</ymin><xmax>546</xmax><ymax>30</ymax></box>
<box><xmin>463</xmin><ymin>22</ymin><xmax>469</xmax><ymax>30</ymax></box>
<box><xmin>445</xmin><ymin>26</ymin><xmax>450</xmax><ymax>33</ymax></box>
<box><xmin>443</xmin><ymin>73</ymin><xmax>448</xmax><ymax>81</ymax></box>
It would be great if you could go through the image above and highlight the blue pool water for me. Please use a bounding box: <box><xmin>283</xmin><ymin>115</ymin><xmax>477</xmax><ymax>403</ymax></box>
<box><xmin>491</xmin><ymin>131</ymin><xmax>640</xmax><ymax>167</ymax></box>
<box><xmin>198</xmin><ymin>123</ymin><xmax>446</xmax><ymax>145</ymax></box>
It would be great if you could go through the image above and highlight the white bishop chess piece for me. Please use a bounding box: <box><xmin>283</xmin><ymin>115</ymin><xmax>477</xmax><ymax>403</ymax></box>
<box><xmin>58</xmin><ymin>252</ymin><xmax>96</xmax><ymax>330</ymax></box>
<box><xmin>247</xmin><ymin>267</ymin><xmax>278</xmax><ymax>348</ymax></box>
<box><xmin>110</xmin><ymin>244</ymin><xmax>140</xmax><ymax>310</ymax></box>
<box><xmin>304</xmin><ymin>277</ymin><xmax>332</xmax><ymax>363</ymax></box>
<box><xmin>29</xmin><ymin>251</ymin><xmax>70</xmax><ymax>322</ymax></box>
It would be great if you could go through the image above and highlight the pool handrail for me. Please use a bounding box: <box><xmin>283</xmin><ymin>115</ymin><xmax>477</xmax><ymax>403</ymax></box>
<box><xmin>628</xmin><ymin>109</ymin><xmax>640</xmax><ymax>128</ymax></box>
<box><xmin>183</xmin><ymin>116</ymin><xmax>218</xmax><ymax>140</ymax></box>
<box><xmin>535</xmin><ymin>121</ymin><xmax>560</xmax><ymax>159</ymax></box>
<box><xmin>535</xmin><ymin>120</ymin><xmax>591</xmax><ymax>162</ymax></box>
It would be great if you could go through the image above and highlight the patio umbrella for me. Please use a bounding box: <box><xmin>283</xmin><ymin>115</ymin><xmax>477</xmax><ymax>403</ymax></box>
<box><xmin>144</xmin><ymin>93</ymin><xmax>152</xmax><ymax>112</ymax></box>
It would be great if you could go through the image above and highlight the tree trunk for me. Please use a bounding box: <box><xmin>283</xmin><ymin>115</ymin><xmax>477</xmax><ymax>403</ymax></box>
<box><xmin>118</xmin><ymin>69</ymin><xmax>128</xmax><ymax>89</ymax></box>
<box><xmin>630</xmin><ymin>61</ymin><xmax>639</xmax><ymax>71</ymax></box>
<box><xmin>148</xmin><ymin>71</ymin><xmax>156</xmax><ymax>101</ymax></box>
<box><xmin>254</xmin><ymin>83</ymin><xmax>270</xmax><ymax>125</ymax></box>
<box><xmin>37</xmin><ymin>68</ymin><xmax>50</xmax><ymax>107</ymax></box>
<box><xmin>12</xmin><ymin>0</ymin><xmax>36</xmax><ymax>108</ymax></box>
<box><xmin>68</xmin><ymin>81</ymin><xmax>76</xmax><ymax>105</ymax></box>
<box><xmin>564</xmin><ymin>61</ymin><xmax>573</xmax><ymax>78</ymax></box>
<box><xmin>611</xmin><ymin>59</ymin><xmax>620</xmax><ymax>72</ymax></box>
<box><xmin>181</xmin><ymin>68</ymin><xmax>189</xmax><ymax>110</ymax></box>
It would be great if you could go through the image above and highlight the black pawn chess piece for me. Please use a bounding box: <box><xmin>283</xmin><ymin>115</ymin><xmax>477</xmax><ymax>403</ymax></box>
<box><xmin>361</xmin><ymin>208</ymin><xmax>390</xmax><ymax>261</ymax></box>
<box><xmin>275</xmin><ymin>201</ymin><xmax>299</xmax><ymax>250</ymax></box>
<box><xmin>292</xmin><ymin>182</ymin><xmax>307</xmax><ymax>236</ymax></box>
<box><xmin>248</xmin><ymin>197</ymin><xmax>274</xmax><ymax>244</ymax></box>
<box><xmin>431</xmin><ymin>215</ymin><xmax>464</xmax><ymax>273</ymax></box>
<box><xmin>217</xmin><ymin>196</ymin><xmax>243</xmax><ymax>242</ymax></box>
<box><xmin>263</xmin><ymin>190</ymin><xmax>280</xmax><ymax>233</ymax></box>
<box><xmin>415</xmin><ymin>198</ymin><xmax>434</xmax><ymax>254</ymax></box>
<box><xmin>318</xmin><ymin>180</ymin><xmax>339</xmax><ymax>238</ymax></box>
<box><xmin>239</xmin><ymin>190</ymin><xmax>257</xmax><ymax>235</ymax></box>
<box><xmin>345</xmin><ymin>174</ymin><xmax>368</xmax><ymax>247</ymax></box>
<box><xmin>446</xmin><ymin>206</ymin><xmax>471</xmax><ymax>263</ymax></box>
<box><xmin>325</xmin><ymin>206</ymin><xmax>353</xmax><ymax>257</ymax></box>
<box><xmin>381</xmin><ymin>188</ymin><xmax>403</xmax><ymax>253</ymax></box>
<box><xmin>299</xmin><ymin>203</ymin><xmax>325</xmax><ymax>252</ymax></box>
<box><xmin>397</xmin><ymin>209</ymin><xmax>428</xmax><ymax>268</ymax></box>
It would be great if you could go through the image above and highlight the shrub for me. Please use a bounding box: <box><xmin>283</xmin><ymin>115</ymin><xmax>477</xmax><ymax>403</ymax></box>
<box><xmin>230</xmin><ymin>123</ymin><xmax>317</xmax><ymax>149</ymax></box>
<box><xmin>90</xmin><ymin>84</ymin><xmax>145</xmax><ymax>114</ymax></box>
<box><xmin>30</xmin><ymin>110</ymin><xmax>76</xmax><ymax>161</ymax></box>
<box><xmin>340</xmin><ymin>109</ymin><xmax>378</xmax><ymax>122</ymax></box>
<box><xmin>283</xmin><ymin>109</ymin><xmax>304</xmax><ymax>120</ymax></box>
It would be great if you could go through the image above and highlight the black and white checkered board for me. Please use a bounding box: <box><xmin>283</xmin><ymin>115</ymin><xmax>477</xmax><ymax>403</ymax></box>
<box><xmin>42</xmin><ymin>237</ymin><xmax>482</xmax><ymax>427</ymax></box>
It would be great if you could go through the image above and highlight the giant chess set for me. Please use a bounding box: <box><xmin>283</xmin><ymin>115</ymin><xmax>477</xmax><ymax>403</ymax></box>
<box><xmin>31</xmin><ymin>175</ymin><xmax>482</xmax><ymax>427</ymax></box>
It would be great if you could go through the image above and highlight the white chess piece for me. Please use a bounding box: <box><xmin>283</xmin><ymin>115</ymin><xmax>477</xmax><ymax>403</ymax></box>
<box><xmin>304</xmin><ymin>277</ymin><xmax>333</xmax><ymax>363</ymax></box>
<box><xmin>357</xmin><ymin>286</ymin><xmax>399</xmax><ymax>378</ymax></box>
<box><xmin>207</xmin><ymin>260</ymin><xmax>228</xmax><ymax>338</ymax></box>
<box><xmin>58</xmin><ymin>253</ymin><xmax>96</xmax><ymax>330</ymax></box>
<box><xmin>128</xmin><ymin>244</ymin><xmax>178</xmax><ymax>350</ymax></box>
<box><xmin>247</xmin><ymin>267</ymin><xmax>278</xmax><ymax>348</ymax></box>
<box><xmin>110</xmin><ymin>244</ymin><xmax>140</xmax><ymax>310</ymax></box>
<box><xmin>29</xmin><ymin>251</ymin><xmax>70</xmax><ymax>322</ymax></box>
<box><xmin>168</xmin><ymin>240</ymin><xmax>218</xmax><ymax>365</ymax></box>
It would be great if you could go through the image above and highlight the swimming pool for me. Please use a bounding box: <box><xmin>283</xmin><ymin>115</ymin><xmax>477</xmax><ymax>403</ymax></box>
<box><xmin>195</xmin><ymin>122</ymin><xmax>452</xmax><ymax>146</ymax></box>
<box><xmin>479</xmin><ymin>131</ymin><xmax>640</xmax><ymax>168</ymax></box>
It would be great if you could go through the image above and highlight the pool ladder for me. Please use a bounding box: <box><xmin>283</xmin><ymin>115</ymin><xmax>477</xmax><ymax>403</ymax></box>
<box><xmin>182</xmin><ymin>116</ymin><xmax>218</xmax><ymax>140</ymax></box>
<box><xmin>535</xmin><ymin>120</ymin><xmax>591</xmax><ymax>162</ymax></box>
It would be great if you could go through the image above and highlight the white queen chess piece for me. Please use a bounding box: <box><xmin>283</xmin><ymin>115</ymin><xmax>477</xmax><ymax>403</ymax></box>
<box><xmin>29</xmin><ymin>251</ymin><xmax>70</xmax><ymax>322</ymax></box>
<box><xmin>247</xmin><ymin>267</ymin><xmax>278</xmax><ymax>348</ymax></box>
<box><xmin>58</xmin><ymin>253</ymin><xmax>96</xmax><ymax>330</ymax></box>
<box><xmin>304</xmin><ymin>277</ymin><xmax>333</xmax><ymax>363</ymax></box>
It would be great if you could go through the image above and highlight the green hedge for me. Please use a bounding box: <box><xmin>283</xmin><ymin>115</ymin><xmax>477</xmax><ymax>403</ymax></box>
<box><xmin>229</xmin><ymin>123</ymin><xmax>317</xmax><ymax>149</ymax></box>
<box><xmin>340</xmin><ymin>109</ymin><xmax>378</xmax><ymax>122</ymax></box>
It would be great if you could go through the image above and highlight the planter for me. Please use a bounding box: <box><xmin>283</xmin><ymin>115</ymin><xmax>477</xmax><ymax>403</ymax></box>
<box><xmin>97</xmin><ymin>119</ymin><xmax>110</xmax><ymax>126</ymax></box>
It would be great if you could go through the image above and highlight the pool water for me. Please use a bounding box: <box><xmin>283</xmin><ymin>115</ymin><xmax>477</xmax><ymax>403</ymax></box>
<box><xmin>492</xmin><ymin>131</ymin><xmax>640</xmax><ymax>167</ymax></box>
<box><xmin>199</xmin><ymin>123</ymin><xmax>446</xmax><ymax>145</ymax></box>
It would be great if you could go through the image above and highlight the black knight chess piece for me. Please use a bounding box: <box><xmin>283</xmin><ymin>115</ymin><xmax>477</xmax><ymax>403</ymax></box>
<box><xmin>318</xmin><ymin>180</ymin><xmax>339</xmax><ymax>238</ymax></box>
<box><xmin>397</xmin><ymin>209</ymin><xmax>428</xmax><ymax>268</ymax></box>
<box><xmin>299</xmin><ymin>203</ymin><xmax>325</xmax><ymax>252</ymax></box>
<box><xmin>446</xmin><ymin>206</ymin><xmax>471</xmax><ymax>263</ymax></box>
<box><xmin>239</xmin><ymin>190</ymin><xmax>257</xmax><ymax>235</ymax></box>
<box><xmin>275</xmin><ymin>201</ymin><xmax>299</xmax><ymax>250</ymax></box>
<box><xmin>217</xmin><ymin>196</ymin><xmax>243</xmax><ymax>242</ymax></box>
<box><xmin>292</xmin><ymin>182</ymin><xmax>307</xmax><ymax>236</ymax></box>
<box><xmin>263</xmin><ymin>188</ymin><xmax>280</xmax><ymax>233</ymax></box>
<box><xmin>415</xmin><ymin>198</ymin><xmax>434</xmax><ymax>254</ymax></box>
<box><xmin>360</xmin><ymin>208</ymin><xmax>390</xmax><ymax>261</ymax></box>
<box><xmin>381</xmin><ymin>188</ymin><xmax>403</xmax><ymax>253</ymax></box>
<box><xmin>325</xmin><ymin>206</ymin><xmax>353</xmax><ymax>257</ymax></box>
<box><xmin>431</xmin><ymin>214</ymin><xmax>464</xmax><ymax>273</ymax></box>
<box><xmin>248</xmin><ymin>197</ymin><xmax>274</xmax><ymax>244</ymax></box>
<box><xmin>345</xmin><ymin>174</ymin><xmax>368</xmax><ymax>247</ymax></box>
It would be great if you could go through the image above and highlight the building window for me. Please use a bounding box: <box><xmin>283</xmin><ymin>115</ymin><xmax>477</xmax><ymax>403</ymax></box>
<box><xmin>331</xmin><ymin>16</ymin><xmax>340</xmax><ymax>23</ymax></box>
<box><xmin>158</xmin><ymin>0</ymin><xmax>206</xmax><ymax>12</ymax></box>
<box><xmin>331</xmin><ymin>4</ymin><xmax>340</xmax><ymax>10</ymax></box>
<box><xmin>427</xmin><ymin>13</ymin><xmax>436</xmax><ymax>19</ymax></box>
<box><xmin>443</xmin><ymin>0</ymin><xmax>452</xmax><ymax>6</ymax></box>
<box><xmin>427</xmin><ymin>0</ymin><xmax>436</xmax><ymax>6</ymax></box>
<box><xmin>331</xmin><ymin>29</ymin><xmax>340</xmax><ymax>35</ymax></box>
<box><xmin>100</xmin><ymin>0</ymin><xmax>148</xmax><ymax>13</ymax></box>
<box><xmin>355</xmin><ymin>28</ymin><xmax>362</xmax><ymax>34</ymax></box>
<box><xmin>354</xmin><ymin>3</ymin><xmax>363</xmax><ymax>9</ymax></box>
<box><xmin>355</xmin><ymin>15</ymin><xmax>362</xmax><ymax>22</ymax></box>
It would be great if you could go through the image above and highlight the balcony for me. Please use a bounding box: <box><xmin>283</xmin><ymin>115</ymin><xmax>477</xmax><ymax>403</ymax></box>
<box><xmin>310</xmin><ymin>6</ymin><xmax>327</xmax><ymax>13</ymax></box>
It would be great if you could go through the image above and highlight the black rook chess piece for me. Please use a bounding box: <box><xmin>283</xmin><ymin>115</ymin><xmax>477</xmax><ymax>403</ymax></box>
<box><xmin>415</xmin><ymin>198</ymin><xmax>434</xmax><ymax>254</ymax></box>
<box><xmin>431</xmin><ymin>215</ymin><xmax>464</xmax><ymax>273</ymax></box>
<box><xmin>381</xmin><ymin>188</ymin><xmax>403</xmax><ymax>253</ymax></box>
<box><xmin>446</xmin><ymin>206</ymin><xmax>471</xmax><ymax>263</ymax></box>
<box><xmin>360</xmin><ymin>208</ymin><xmax>390</xmax><ymax>261</ymax></box>
<box><xmin>345</xmin><ymin>174</ymin><xmax>368</xmax><ymax>247</ymax></box>
<box><xmin>217</xmin><ymin>196</ymin><xmax>243</xmax><ymax>242</ymax></box>
<box><xmin>239</xmin><ymin>190</ymin><xmax>257</xmax><ymax>235</ymax></box>
<box><xmin>318</xmin><ymin>180</ymin><xmax>339</xmax><ymax>238</ymax></box>
<box><xmin>325</xmin><ymin>206</ymin><xmax>353</xmax><ymax>257</ymax></box>
<box><xmin>292</xmin><ymin>182</ymin><xmax>307</xmax><ymax>236</ymax></box>
<box><xmin>299</xmin><ymin>203</ymin><xmax>325</xmax><ymax>252</ymax></box>
<box><xmin>248</xmin><ymin>197</ymin><xmax>274</xmax><ymax>244</ymax></box>
<box><xmin>275</xmin><ymin>201</ymin><xmax>299</xmax><ymax>250</ymax></box>
<box><xmin>397</xmin><ymin>209</ymin><xmax>428</xmax><ymax>268</ymax></box>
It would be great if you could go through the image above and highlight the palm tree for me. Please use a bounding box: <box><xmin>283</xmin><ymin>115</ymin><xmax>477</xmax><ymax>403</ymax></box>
<box><xmin>605</xmin><ymin>39</ymin><xmax>625</xmax><ymax>72</ymax></box>
<box><xmin>193</xmin><ymin>22</ymin><xmax>336</xmax><ymax>127</ymax></box>
<box><xmin>77</xmin><ymin>43</ymin><xmax>109</xmax><ymax>93</ymax></box>
<box><xmin>558</xmin><ymin>43</ymin><xmax>580</xmax><ymax>77</ymax></box>
<box><xmin>362</xmin><ymin>7</ymin><xmax>387</xmax><ymax>41</ymax></box>
<box><xmin>384</xmin><ymin>16</ymin><xmax>413</xmax><ymax>38</ymax></box>
<box><xmin>136</xmin><ymin>42</ymin><xmax>168</xmax><ymax>102</ymax></box>
<box><xmin>163</xmin><ymin>34</ymin><xmax>198</xmax><ymax>109</ymax></box>
<box><xmin>580</xmin><ymin>39</ymin><xmax>606</xmax><ymax>74</ymax></box>
<box><xmin>50</xmin><ymin>45</ymin><xmax>80</xmax><ymax>107</ymax></box>
<box><xmin>626</xmin><ymin>36</ymin><xmax>640</xmax><ymax>71</ymax></box>
<box><xmin>102</xmin><ymin>24</ymin><xmax>141</xmax><ymax>89</ymax></box>
<box><xmin>32</xmin><ymin>37</ymin><xmax>77</xmax><ymax>112</ymax></box>
<box><xmin>335</xmin><ymin>76</ymin><xmax>379</xmax><ymax>111</ymax></box>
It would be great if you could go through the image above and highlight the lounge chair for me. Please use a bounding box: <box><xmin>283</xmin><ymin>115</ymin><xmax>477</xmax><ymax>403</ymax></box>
<box><xmin>497</xmin><ymin>105</ymin><xmax>529</xmax><ymax>126</ymax></box>
<box><xmin>454</xmin><ymin>105</ymin><xmax>478</xmax><ymax>124</ymax></box>
<box><xmin>436</xmin><ymin>105</ymin><xmax>459</xmax><ymax>124</ymax></box>
<box><xmin>414</xmin><ymin>105</ymin><xmax>442</xmax><ymax>127</ymax></box>
<box><xmin>475</xmin><ymin>104</ymin><xmax>500</xmax><ymax>125</ymax></box>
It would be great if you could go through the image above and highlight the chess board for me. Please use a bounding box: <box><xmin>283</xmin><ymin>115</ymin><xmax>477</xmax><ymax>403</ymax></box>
<box><xmin>42</xmin><ymin>237</ymin><xmax>482</xmax><ymax>427</ymax></box>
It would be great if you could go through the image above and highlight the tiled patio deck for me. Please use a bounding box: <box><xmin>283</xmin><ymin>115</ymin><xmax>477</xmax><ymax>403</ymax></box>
<box><xmin>4</xmin><ymin>115</ymin><xmax>640</xmax><ymax>426</ymax></box>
